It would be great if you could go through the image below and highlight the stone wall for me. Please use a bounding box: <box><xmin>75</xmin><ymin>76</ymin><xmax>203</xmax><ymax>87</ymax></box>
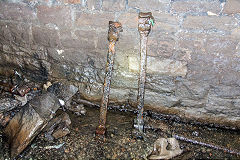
<box><xmin>0</xmin><ymin>0</ymin><xmax>240</xmax><ymax>129</ymax></box>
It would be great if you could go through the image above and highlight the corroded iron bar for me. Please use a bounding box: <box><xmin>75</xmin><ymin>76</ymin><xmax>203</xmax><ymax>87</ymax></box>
<box><xmin>135</xmin><ymin>12</ymin><xmax>154</xmax><ymax>134</ymax></box>
<box><xmin>96</xmin><ymin>21</ymin><xmax>123</xmax><ymax>135</ymax></box>
<box><xmin>174</xmin><ymin>135</ymin><xmax>240</xmax><ymax>156</ymax></box>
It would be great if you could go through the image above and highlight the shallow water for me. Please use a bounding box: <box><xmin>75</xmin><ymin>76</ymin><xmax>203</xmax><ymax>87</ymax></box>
<box><xmin>1</xmin><ymin>100</ymin><xmax>240</xmax><ymax>159</ymax></box>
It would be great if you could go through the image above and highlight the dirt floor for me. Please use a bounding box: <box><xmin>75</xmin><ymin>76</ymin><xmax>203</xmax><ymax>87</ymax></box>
<box><xmin>1</xmin><ymin>97</ymin><xmax>240</xmax><ymax>159</ymax></box>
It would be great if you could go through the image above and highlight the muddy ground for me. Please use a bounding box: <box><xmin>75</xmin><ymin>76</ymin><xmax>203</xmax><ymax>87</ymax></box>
<box><xmin>1</xmin><ymin>97</ymin><xmax>240</xmax><ymax>159</ymax></box>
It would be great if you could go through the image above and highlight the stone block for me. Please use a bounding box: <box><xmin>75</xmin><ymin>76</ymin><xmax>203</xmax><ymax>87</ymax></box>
<box><xmin>0</xmin><ymin>2</ymin><xmax>36</xmax><ymax>22</ymax></box>
<box><xmin>118</xmin><ymin>12</ymin><xmax>138</xmax><ymax>29</ymax></box>
<box><xmin>219</xmin><ymin>70</ymin><xmax>240</xmax><ymax>87</ymax></box>
<box><xmin>102</xmin><ymin>0</ymin><xmax>126</xmax><ymax>12</ymax></box>
<box><xmin>231</xmin><ymin>27</ymin><xmax>240</xmax><ymax>39</ymax></box>
<box><xmin>148</xmin><ymin>34</ymin><xmax>176</xmax><ymax>58</ymax></box>
<box><xmin>178</xmin><ymin>32</ymin><xmax>206</xmax><ymax>53</ymax></box>
<box><xmin>30</xmin><ymin>93</ymin><xmax>61</xmax><ymax>120</ymax></box>
<box><xmin>54</xmin><ymin>49</ymin><xmax>105</xmax><ymax>70</ymax></box>
<box><xmin>128</xmin><ymin>0</ymin><xmax>171</xmax><ymax>12</ymax></box>
<box><xmin>96</xmin><ymin>32</ymin><xmax>108</xmax><ymax>50</ymax></box>
<box><xmin>152</xmin><ymin>12</ymin><xmax>179</xmax><ymax>34</ymax></box>
<box><xmin>75</xmin><ymin>12</ymin><xmax>115</xmax><ymax>28</ymax></box>
<box><xmin>117</xmin><ymin>31</ymin><xmax>139</xmax><ymax>50</ymax></box>
<box><xmin>183</xmin><ymin>16</ymin><xmax>237</xmax><ymax>31</ymax></box>
<box><xmin>148</xmin><ymin>57</ymin><xmax>187</xmax><ymax>77</ymax></box>
<box><xmin>87</xmin><ymin>0</ymin><xmax>102</xmax><ymax>10</ymax></box>
<box><xmin>128</xmin><ymin>56</ymin><xmax>187</xmax><ymax>77</ymax></box>
<box><xmin>109</xmin><ymin>88</ymin><xmax>131</xmax><ymax>103</ymax></box>
<box><xmin>74</xmin><ymin>29</ymin><xmax>98</xmax><ymax>40</ymax></box>
<box><xmin>61</xmin><ymin>38</ymin><xmax>96</xmax><ymax>49</ymax></box>
<box><xmin>32</xmin><ymin>26</ymin><xmax>61</xmax><ymax>48</ymax></box>
<box><xmin>206</xmin><ymin>89</ymin><xmax>240</xmax><ymax>117</ymax></box>
<box><xmin>212</xmin><ymin>85</ymin><xmax>240</xmax><ymax>98</ymax></box>
<box><xmin>111</xmin><ymin>70</ymin><xmax>138</xmax><ymax>89</ymax></box>
<box><xmin>144</xmin><ymin>90</ymin><xmax>179</xmax><ymax>107</ymax></box>
<box><xmin>4</xmin><ymin>105</ymin><xmax>45</xmax><ymax>158</ymax></box>
<box><xmin>37</xmin><ymin>5</ymin><xmax>72</xmax><ymax>28</ymax></box>
<box><xmin>186</xmin><ymin>53</ymin><xmax>220</xmax><ymax>84</ymax></box>
<box><xmin>171</xmin><ymin>0</ymin><xmax>221</xmax><ymax>15</ymax></box>
<box><xmin>176</xmin><ymin>80</ymin><xmax>210</xmax><ymax>100</ymax></box>
<box><xmin>128</xmin><ymin>56</ymin><xmax>139</xmax><ymax>73</ymax></box>
<box><xmin>4</xmin><ymin>83</ymin><xmax>77</xmax><ymax>158</ymax></box>
<box><xmin>0</xmin><ymin>22</ymin><xmax>31</xmax><ymax>46</ymax></box>
<box><xmin>223</xmin><ymin>0</ymin><xmax>240</xmax><ymax>14</ymax></box>
<box><xmin>205</xmin><ymin>36</ymin><xmax>239</xmax><ymax>56</ymax></box>
<box><xmin>146</xmin><ymin>75</ymin><xmax>176</xmax><ymax>93</ymax></box>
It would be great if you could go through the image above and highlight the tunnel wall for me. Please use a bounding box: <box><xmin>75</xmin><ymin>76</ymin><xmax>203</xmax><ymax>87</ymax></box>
<box><xmin>0</xmin><ymin>0</ymin><xmax>240</xmax><ymax>128</ymax></box>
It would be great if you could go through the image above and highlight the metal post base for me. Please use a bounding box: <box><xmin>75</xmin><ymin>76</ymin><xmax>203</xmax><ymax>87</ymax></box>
<box><xmin>132</xmin><ymin>118</ymin><xmax>145</xmax><ymax>140</ymax></box>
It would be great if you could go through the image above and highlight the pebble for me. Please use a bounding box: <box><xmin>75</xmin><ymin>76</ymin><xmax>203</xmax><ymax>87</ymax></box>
<box><xmin>192</xmin><ymin>131</ymin><xmax>199</xmax><ymax>137</ymax></box>
<box><xmin>43</xmin><ymin>81</ymin><xmax>52</xmax><ymax>90</ymax></box>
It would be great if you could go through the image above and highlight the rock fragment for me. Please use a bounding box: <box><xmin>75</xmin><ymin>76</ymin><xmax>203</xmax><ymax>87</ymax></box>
<box><xmin>43</xmin><ymin>112</ymin><xmax>71</xmax><ymax>140</ymax></box>
<box><xmin>67</xmin><ymin>104</ymin><xmax>86</xmax><ymax>115</ymax></box>
<box><xmin>4</xmin><ymin>82</ymin><xmax>78</xmax><ymax>158</ymax></box>
<box><xmin>148</xmin><ymin>137</ymin><xmax>183</xmax><ymax>160</ymax></box>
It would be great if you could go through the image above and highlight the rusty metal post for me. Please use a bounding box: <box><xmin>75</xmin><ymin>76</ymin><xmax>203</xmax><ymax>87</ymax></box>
<box><xmin>134</xmin><ymin>12</ymin><xmax>154</xmax><ymax>135</ymax></box>
<box><xmin>96</xmin><ymin>21</ymin><xmax>123</xmax><ymax>135</ymax></box>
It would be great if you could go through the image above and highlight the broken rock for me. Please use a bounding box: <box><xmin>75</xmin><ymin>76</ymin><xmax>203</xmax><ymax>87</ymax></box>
<box><xmin>4</xmin><ymin>92</ymin><xmax>59</xmax><ymax>158</ymax></box>
<box><xmin>0</xmin><ymin>97</ymin><xmax>21</xmax><ymax>113</ymax></box>
<box><xmin>4</xmin><ymin>82</ymin><xmax>78</xmax><ymax>158</ymax></box>
<box><xmin>148</xmin><ymin>137</ymin><xmax>183</xmax><ymax>160</ymax></box>
<box><xmin>43</xmin><ymin>112</ymin><xmax>71</xmax><ymax>140</ymax></box>
<box><xmin>47</xmin><ymin>82</ymin><xmax>78</xmax><ymax>102</ymax></box>
<box><xmin>67</xmin><ymin>104</ymin><xmax>86</xmax><ymax>115</ymax></box>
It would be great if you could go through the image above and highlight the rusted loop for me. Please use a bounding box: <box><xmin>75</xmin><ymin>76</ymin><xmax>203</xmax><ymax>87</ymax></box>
<box><xmin>96</xmin><ymin>21</ymin><xmax>122</xmax><ymax>136</ymax></box>
<box><xmin>138</xmin><ymin>12</ymin><xmax>154</xmax><ymax>36</ymax></box>
<box><xmin>108</xmin><ymin>21</ymin><xmax>123</xmax><ymax>42</ymax></box>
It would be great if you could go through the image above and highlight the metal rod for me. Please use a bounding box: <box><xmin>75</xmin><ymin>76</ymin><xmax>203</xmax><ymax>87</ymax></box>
<box><xmin>134</xmin><ymin>12</ymin><xmax>154</xmax><ymax>134</ymax></box>
<box><xmin>96</xmin><ymin>21</ymin><xmax>123</xmax><ymax>135</ymax></box>
<box><xmin>174</xmin><ymin>134</ymin><xmax>240</xmax><ymax>156</ymax></box>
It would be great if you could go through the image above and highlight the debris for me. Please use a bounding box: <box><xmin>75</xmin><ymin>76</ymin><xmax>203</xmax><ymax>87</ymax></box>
<box><xmin>47</xmin><ymin>82</ymin><xmax>78</xmax><ymax>102</ymax></box>
<box><xmin>44</xmin><ymin>143</ymin><xmax>65</xmax><ymax>149</ymax></box>
<box><xmin>14</xmin><ymin>94</ymin><xmax>28</xmax><ymax>106</ymax></box>
<box><xmin>72</xmin><ymin>98</ymin><xmax>99</xmax><ymax>107</ymax></box>
<box><xmin>0</xmin><ymin>81</ymin><xmax>30</xmax><ymax>97</ymax></box>
<box><xmin>4</xmin><ymin>93</ymin><xmax>59</xmax><ymax>158</ymax></box>
<box><xmin>4</xmin><ymin>82</ymin><xmax>78</xmax><ymax>158</ymax></box>
<box><xmin>0</xmin><ymin>113</ymin><xmax>10</xmax><ymax>127</ymax></box>
<box><xmin>207</xmin><ymin>11</ymin><xmax>217</xmax><ymax>16</ymax></box>
<box><xmin>67</xmin><ymin>104</ymin><xmax>86</xmax><ymax>115</ymax></box>
<box><xmin>43</xmin><ymin>112</ymin><xmax>71</xmax><ymax>140</ymax></box>
<box><xmin>148</xmin><ymin>137</ymin><xmax>183</xmax><ymax>160</ymax></box>
<box><xmin>52</xmin><ymin>127</ymin><xmax>70</xmax><ymax>139</ymax></box>
<box><xmin>16</xmin><ymin>85</ymin><xmax>30</xmax><ymax>97</ymax></box>
<box><xmin>96</xmin><ymin>21</ymin><xmax>123</xmax><ymax>135</ymax></box>
<box><xmin>59</xmin><ymin>99</ymin><xmax>65</xmax><ymax>106</ymax></box>
<box><xmin>144</xmin><ymin>117</ymin><xmax>169</xmax><ymax>133</ymax></box>
<box><xmin>192</xmin><ymin>131</ymin><xmax>199</xmax><ymax>137</ymax></box>
<box><xmin>0</xmin><ymin>97</ymin><xmax>22</xmax><ymax>113</ymax></box>
<box><xmin>43</xmin><ymin>81</ymin><xmax>52</xmax><ymax>90</ymax></box>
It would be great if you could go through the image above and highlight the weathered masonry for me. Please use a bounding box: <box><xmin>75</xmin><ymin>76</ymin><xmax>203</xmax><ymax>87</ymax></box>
<box><xmin>0</xmin><ymin>0</ymin><xmax>240</xmax><ymax>129</ymax></box>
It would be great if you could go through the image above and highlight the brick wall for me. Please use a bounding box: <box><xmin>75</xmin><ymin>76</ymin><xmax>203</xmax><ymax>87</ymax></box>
<box><xmin>0</xmin><ymin>0</ymin><xmax>240</xmax><ymax>129</ymax></box>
